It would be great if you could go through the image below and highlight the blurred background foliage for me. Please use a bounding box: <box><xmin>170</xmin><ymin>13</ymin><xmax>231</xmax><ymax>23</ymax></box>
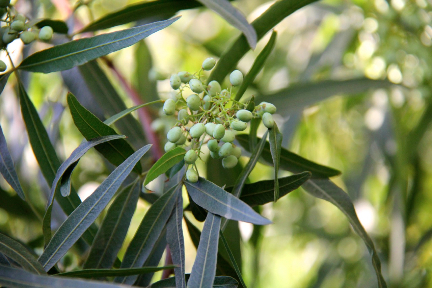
<box><xmin>1</xmin><ymin>0</ymin><xmax>432</xmax><ymax>287</ymax></box>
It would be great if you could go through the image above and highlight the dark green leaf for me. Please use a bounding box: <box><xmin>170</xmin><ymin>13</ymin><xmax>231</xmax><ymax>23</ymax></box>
<box><xmin>219</xmin><ymin>232</ymin><xmax>246</xmax><ymax>288</ymax></box>
<box><xmin>0</xmin><ymin>73</ymin><xmax>10</xmax><ymax>95</ymax></box>
<box><xmin>84</xmin><ymin>180</ymin><xmax>141</xmax><ymax>269</ymax></box>
<box><xmin>150</xmin><ymin>275</ymin><xmax>238</xmax><ymax>288</ymax></box>
<box><xmin>302</xmin><ymin>178</ymin><xmax>387</xmax><ymax>288</ymax></box>
<box><xmin>67</xmin><ymin>93</ymin><xmax>142</xmax><ymax>174</ymax></box>
<box><xmin>104</xmin><ymin>100</ymin><xmax>163</xmax><ymax>126</ymax></box>
<box><xmin>188</xmin><ymin>193</ymin><xmax>208</xmax><ymax>222</ymax></box>
<box><xmin>188</xmin><ymin>213</ymin><xmax>221</xmax><ymax>288</ymax></box>
<box><xmin>169</xmin><ymin>159</ymin><xmax>186</xmax><ymax>179</ymax></box>
<box><xmin>57</xmin><ymin>266</ymin><xmax>175</xmax><ymax>278</ymax></box>
<box><xmin>268</xmin><ymin>123</ymin><xmax>282</xmax><ymax>201</ymax></box>
<box><xmin>33</xmin><ymin>19</ymin><xmax>69</xmax><ymax>34</ymax></box>
<box><xmin>144</xmin><ymin>147</ymin><xmax>186</xmax><ymax>186</ymax></box>
<box><xmin>38</xmin><ymin>145</ymin><xmax>152</xmax><ymax>271</ymax></box>
<box><xmin>0</xmin><ymin>233</ymin><xmax>45</xmax><ymax>275</ymax></box>
<box><xmin>19</xmin><ymin>18</ymin><xmax>179</xmax><ymax>73</ymax></box>
<box><xmin>0</xmin><ymin>124</ymin><xmax>25</xmax><ymax>200</ymax></box>
<box><xmin>134</xmin><ymin>41</ymin><xmax>159</xmax><ymax>103</ymax></box>
<box><xmin>236</xmin><ymin>134</ymin><xmax>341</xmax><ymax>178</ymax></box>
<box><xmin>185</xmin><ymin>178</ymin><xmax>271</xmax><ymax>225</ymax></box>
<box><xmin>248</xmin><ymin>118</ymin><xmax>260</xmax><ymax>152</ymax></box>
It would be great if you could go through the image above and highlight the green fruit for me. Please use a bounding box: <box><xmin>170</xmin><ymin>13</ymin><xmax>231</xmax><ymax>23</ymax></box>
<box><xmin>0</xmin><ymin>60</ymin><xmax>6</xmax><ymax>72</ymax></box>
<box><xmin>229</xmin><ymin>70</ymin><xmax>243</xmax><ymax>86</ymax></box>
<box><xmin>262</xmin><ymin>112</ymin><xmax>274</xmax><ymax>128</ymax></box>
<box><xmin>20</xmin><ymin>31</ymin><xmax>36</xmax><ymax>44</ymax></box>
<box><xmin>236</xmin><ymin>109</ymin><xmax>252</xmax><ymax>122</ymax></box>
<box><xmin>186</xmin><ymin>168</ymin><xmax>199</xmax><ymax>182</ymax></box>
<box><xmin>38</xmin><ymin>26</ymin><xmax>53</xmax><ymax>41</ymax></box>
<box><xmin>230</xmin><ymin>120</ymin><xmax>247</xmax><ymax>131</ymax></box>
<box><xmin>203</xmin><ymin>95</ymin><xmax>211</xmax><ymax>110</ymax></box>
<box><xmin>178</xmin><ymin>71</ymin><xmax>194</xmax><ymax>83</ymax></box>
<box><xmin>221</xmin><ymin>129</ymin><xmax>235</xmax><ymax>143</ymax></box>
<box><xmin>207</xmin><ymin>80</ymin><xmax>221</xmax><ymax>96</ymax></box>
<box><xmin>202</xmin><ymin>57</ymin><xmax>216</xmax><ymax>70</ymax></box>
<box><xmin>222</xmin><ymin>155</ymin><xmax>238</xmax><ymax>169</ymax></box>
<box><xmin>210</xmin><ymin>151</ymin><xmax>220</xmax><ymax>159</ymax></box>
<box><xmin>186</xmin><ymin>94</ymin><xmax>201</xmax><ymax>111</ymax></box>
<box><xmin>0</xmin><ymin>0</ymin><xmax>10</xmax><ymax>8</ymax></box>
<box><xmin>260</xmin><ymin>102</ymin><xmax>277</xmax><ymax>114</ymax></box>
<box><xmin>167</xmin><ymin>127</ymin><xmax>182</xmax><ymax>143</ymax></box>
<box><xmin>231</xmin><ymin>146</ymin><xmax>242</xmax><ymax>158</ymax></box>
<box><xmin>207</xmin><ymin>139</ymin><xmax>219</xmax><ymax>152</ymax></box>
<box><xmin>2</xmin><ymin>28</ymin><xmax>16</xmax><ymax>44</ymax></box>
<box><xmin>14</xmin><ymin>14</ymin><xmax>26</xmax><ymax>22</ymax></box>
<box><xmin>213</xmin><ymin>124</ymin><xmax>225</xmax><ymax>139</ymax></box>
<box><xmin>189</xmin><ymin>79</ymin><xmax>204</xmax><ymax>93</ymax></box>
<box><xmin>11</xmin><ymin>20</ymin><xmax>25</xmax><ymax>32</ymax></box>
<box><xmin>170</xmin><ymin>74</ymin><xmax>181</xmax><ymax>90</ymax></box>
<box><xmin>175</xmin><ymin>133</ymin><xmax>186</xmax><ymax>145</ymax></box>
<box><xmin>163</xmin><ymin>99</ymin><xmax>176</xmax><ymax>115</ymax></box>
<box><xmin>219</xmin><ymin>142</ymin><xmax>233</xmax><ymax>158</ymax></box>
<box><xmin>184</xmin><ymin>150</ymin><xmax>198</xmax><ymax>164</ymax></box>
<box><xmin>178</xmin><ymin>109</ymin><xmax>189</xmax><ymax>121</ymax></box>
<box><xmin>164</xmin><ymin>141</ymin><xmax>176</xmax><ymax>152</ymax></box>
<box><xmin>205</xmin><ymin>123</ymin><xmax>216</xmax><ymax>135</ymax></box>
<box><xmin>190</xmin><ymin>123</ymin><xmax>205</xmax><ymax>138</ymax></box>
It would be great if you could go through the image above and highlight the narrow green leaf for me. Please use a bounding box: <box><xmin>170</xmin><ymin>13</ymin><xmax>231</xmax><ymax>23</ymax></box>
<box><xmin>104</xmin><ymin>100</ymin><xmax>164</xmax><ymax>126</ymax></box>
<box><xmin>19</xmin><ymin>18</ymin><xmax>179</xmax><ymax>73</ymax></box>
<box><xmin>248</xmin><ymin>118</ymin><xmax>260</xmax><ymax>152</ymax></box>
<box><xmin>188</xmin><ymin>213</ymin><xmax>221</xmax><ymax>288</ymax></box>
<box><xmin>150</xmin><ymin>275</ymin><xmax>238</xmax><ymax>288</ymax></box>
<box><xmin>134</xmin><ymin>41</ymin><xmax>159</xmax><ymax>103</ymax></box>
<box><xmin>197</xmin><ymin>0</ymin><xmax>256</xmax><ymax>48</ymax></box>
<box><xmin>219</xmin><ymin>231</ymin><xmax>246</xmax><ymax>288</ymax></box>
<box><xmin>0</xmin><ymin>72</ymin><xmax>10</xmax><ymax>95</ymax></box>
<box><xmin>57</xmin><ymin>266</ymin><xmax>175</xmax><ymax>278</ymax></box>
<box><xmin>268</xmin><ymin>123</ymin><xmax>282</xmax><ymax>202</ymax></box>
<box><xmin>235</xmin><ymin>31</ymin><xmax>276</xmax><ymax>101</ymax></box>
<box><xmin>302</xmin><ymin>178</ymin><xmax>387</xmax><ymax>288</ymax></box>
<box><xmin>0</xmin><ymin>124</ymin><xmax>25</xmax><ymax>200</ymax></box>
<box><xmin>84</xmin><ymin>180</ymin><xmax>141</xmax><ymax>269</ymax></box>
<box><xmin>236</xmin><ymin>134</ymin><xmax>341</xmax><ymax>178</ymax></box>
<box><xmin>144</xmin><ymin>147</ymin><xmax>186</xmax><ymax>186</ymax></box>
<box><xmin>38</xmin><ymin>144</ymin><xmax>152</xmax><ymax>271</ymax></box>
<box><xmin>0</xmin><ymin>233</ymin><xmax>45</xmax><ymax>275</ymax></box>
<box><xmin>33</xmin><ymin>19</ymin><xmax>69</xmax><ymax>34</ymax></box>
<box><xmin>115</xmin><ymin>184</ymin><xmax>181</xmax><ymax>284</ymax></box>
<box><xmin>67</xmin><ymin>93</ymin><xmax>142</xmax><ymax>174</ymax></box>
<box><xmin>185</xmin><ymin>178</ymin><xmax>271</xmax><ymax>225</ymax></box>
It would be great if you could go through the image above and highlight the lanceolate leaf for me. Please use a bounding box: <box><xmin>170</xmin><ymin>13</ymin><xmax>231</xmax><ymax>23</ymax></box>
<box><xmin>19</xmin><ymin>18</ymin><xmax>179</xmax><ymax>73</ymax></box>
<box><xmin>33</xmin><ymin>19</ymin><xmax>69</xmax><ymax>34</ymax></box>
<box><xmin>188</xmin><ymin>213</ymin><xmax>221</xmax><ymax>288</ymax></box>
<box><xmin>248</xmin><ymin>118</ymin><xmax>260</xmax><ymax>152</ymax></box>
<box><xmin>0</xmin><ymin>73</ymin><xmax>10</xmax><ymax>95</ymax></box>
<box><xmin>150</xmin><ymin>275</ymin><xmax>238</xmax><ymax>288</ymax></box>
<box><xmin>219</xmin><ymin>232</ymin><xmax>246</xmax><ymax>288</ymax></box>
<box><xmin>0</xmin><ymin>124</ymin><xmax>25</xmax><ymax>200</ymax></box>
<box><xmin>67</xmin><ymin>93</ymin><xmax>142</xmax><ymax>174</ymax></box>
<box><xmin>268</xmin><ymin>123</ymin><xmax>282</xmax><ymax>202</ymax></box>
<box><xmin>185</xmin><ymin>178</ymin><xmax>271</xmax><ymax>225</ymax></box>
<box><xmin>197</xmin><ymin>0</ymin><xmax>256</xmax><ymax>49</ymax></box>
<box><xmin>84</xmin><ymin>180</ymin><xmax>141</xmax><ymax>269</ymax></box>
<box><xmin>38</xmin><ymin>145</ymin><xmax>152</xmax><ymax>271</ymax></box>
<box><xmin>57</xmin><ymin>266</ymin><xmax>176</xmax><ymax>278</ymax></box>
<box><xmin>302</xmin><ymin>178</ymin><xmax>387</xmax><ymax>288</ymax></box>
<box><xmin>0</xmin><ymin>233</ymin><xmax>45</xmax><ymax>275</ymax></box>
<box><xmin>104</xmin><ymin>100</ymin><xmax>164</xmax><ymax>126</ymax></box>
<box><xmin>236</xmin><ymin>134</ymin><xmax>340</xmax><ymax>178</ymax></box>
<box><xmin>144</xmin><ymin>147</ymin><xmax>186</xmax><ymax>186</ymax></box>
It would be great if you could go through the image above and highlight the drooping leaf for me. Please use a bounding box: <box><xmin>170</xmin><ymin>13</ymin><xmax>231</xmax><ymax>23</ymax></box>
<box><xmin>57</xmin><ymin>266</ymin><xmax>175</xmax><ymax>278</ymax></box>
<box><xmin>0</xmin><ymin>233</ymin><xmax>45</xmax><ymax>275</ymax></box>
<box><xmin>134</xmin><ymin>41</ymin><xmax>159</xmax><ymax>103</ymax></box>
<box><xmin>268</xmin><ymin>123</ymin><xmax>282</xmax><ymax>202</ymax></box>
<box><xmin>19</xmin><ymin>18</ymin><xmax>179</xmax><ymax>73</ymax></box>
<box><xmin>0</xmin><ymin>73</ymin><xmax>10</xmax><ymax>95</ymax></box>
<box><xmin>0</xmin><ymin>124</ymin><xmax>25</xmax><ymax>200</ymax></box>
<box><xmin>33</xmin><ymin>19</ymin><xmax>69</xmax><ymax>34</ymax></box>
<box><xmin>219</xmin><ymin>231</ymin><xmax>246</xmax><ymax>288</ymax></box>
<box><xmin>302</xmin><ymin>178</ymin><xmax>387</xmax><ymax>288</ymax></box>
<box><xmin>197</xmin><ymin>0</ymin><xmax>256</xmax><ymax>49</ymax></box>
<box><xmin>185</xmin><ymin>178</ymin><xmax>271</xmax><ymax>225</ymax></box>
<box><xmin>104</xmin><ymin>100</ymin><xmax>164</xmax><ymax>126</ymax></box>
<box><xmin>145</xmin><ymin>147</ymin><xmax>187</xmax><ymax>186</ymax></box>
<box><xmin>84</xmin><ymin>180</ymin><xmax>141</xmax><ymax>269</ymax></box>
<box><xmin>67</xmin><ymin>93</ymin><xmax>142</xmax><ymax>174</ymax></box>
<box><xmin>236</xmin><ymin>134</ymin><xmax>340</xmax><ymax>178</ymax></box>
<box><xmin>188</xmin><ymin>213</ymin><xmax>221</xmax><ymax>288</ymax></box>
<box><xmin>38</xmin><ymin>145</ymin><xmax>152</xmax><ymax>271</ymax></box>
<box><xmin>115</xmin><ymin>184</ymin><xmax>181</xmax><ymax>284</ymax></box>
<box><xmin>150</xmin><ymin>275</ymin><xmax>238</xmax><ymax>288</ymax></box>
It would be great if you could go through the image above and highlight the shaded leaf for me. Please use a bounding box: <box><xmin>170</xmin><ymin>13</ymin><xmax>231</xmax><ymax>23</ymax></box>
<box><xmin>248</xmin><ymin>118</ymin><xmax>260</xmax><ymax>152</ymax></box>
<box><xmin>268</xmin><ymin>123</ymin><xmax>282</xmax><ymax>201</ymax></box>
<box><xmin>104</xmin><ymin>100</ymin><xmax>163</xmax><ymax>126</ymax></box>
<box><xmin>33</xmin><ymin>19</ymin><xmax>69</xmax><ymax>34</ymax></box>
<box><xmin>19</xmin><ymin>18</ymin><xmax>179</xmax><ymax>73</ymax></box>
<box><xmin>57</xmin><ymin>266</ymin><xmax>175</xmax><ymax>278</ymax></box>
<box><xmin>134</xmin><ymin>41</ymin><xmax>159</xmax><ymax>103</ymax></box>
<box><xmin>0</xmin><ymin>72</ymin><xmax>10</xmax><ymax>95</ymax></box>
<box><xmin>150</xmin><ymin>275</ymin><xmax>238</xmax><ymax>288</ymax></box>
<box><xmin>219</xmin><ymin>231</ymin><xmax>246</xmax><ymax>288</ymax></box>
<box><xmin>144</xmin><ymin>147</ymin><xmax>186</xmax><ymax>186</ymax></box>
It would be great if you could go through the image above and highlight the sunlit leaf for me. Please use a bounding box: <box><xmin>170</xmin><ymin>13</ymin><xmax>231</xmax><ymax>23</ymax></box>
<box><xmin>57</xmin><ymin>266</ymin><xmax>175</xmax><ymax>278</ymax></box>
<box><xmin>268</xmin><ymin>123</ymin><xmax>282</xmax><ymax>201</ymax></box>
<box><xmin>144</xmin><ymin>147</ymin><xmax>186</xmax><ymax>186</ymax></box>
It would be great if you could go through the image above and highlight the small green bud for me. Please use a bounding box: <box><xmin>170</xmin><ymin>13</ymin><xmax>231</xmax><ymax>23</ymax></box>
<box><xmin>178</xmin><ymin>71</ymin><xmax>194</xmax><ymax>83</ymax></box>
<box><xmin>220</xmin><ymin>89</ymin><xmax>230</xmax><ymax>98</ymax></box>
<box><xmin>221</xmin><ymin>129</ymin><xmax>235</xmax><ymax>143</ymax></box>
<box><xmin>207</xmin><ymin>139</ymin><xmax>219</xmax><ymax>152</ymax></box>
<box><xmin>231</xmin><ymin>146</ymin><xmax>242</xmax><ymax>158</ymax></box>
<box><xmin>186</xmin><ymin>168</ymin><xmax>199</xmax><ymax>182</ymax></box>
<box><xmin>260</xmin><ymin>102</ymin><xmax>277</xmax><ymax>114</ymax></box>
<box><xmin>210</xmin><ymin>151</ymin><xmax>220</xmax><ymax>159</ymax></box>
<box><xmin>20</xmin><ymin>31</ymin><xmax>36</xmax><ymax>44</ymax></box>
<box><xmin>219</xmin><ymin>142</ymin><xmax>233</xmax><ymax>158</ymax></box>
<box><xmin>0</xmin><ymin>0</ymin><xmax>10</xmax><ymax>8</ymax></box>
<box><xmin>230</xmin><ymin>70</ymin><xmax>243</xmax><ymax>86</ymax></box>
<box><xmin>11</xmin><ymin>20</ymin><xmax>25</xmax><ymax>32</ymax></box>
<box><xmin>222</xmin><ymin>155</ymin><xmax>238</xmax><ymax>169</ymax></box>
<box><xmin>164</xmin><ymin>141</ymin><xmax>176</xmax><ymax>152</ymax></box>
<box><xmin>262</xmin><ymin>112</ymin><xmax>274</xmax><ymax>128</ymax></box>
<box><xmin>170</xmin><ymin>74</ymin><xmax>181</xmax><ymax>90</ymax></box>
<box><xmin>178</xmin><ymin>109</ymin><xmax>189</xmax><ymax>121</ymax></box>
<box><xmin>202</xmin><ymin>57</ymin><xmax>216</xmax><ymax>70</ymax></box>
<box><xmin>236</xmin><ymin>109</ymin><xmax>252</xmax><ymax>122</ymax></box>
<box><xmin>205</xmin><ymin>123</ymin><xmax>216</xmax><ymax>135</ymax></box>
<box><xmin>0</xmin><ymin>60</ymin><xmax>6</xmax><ymax>72</ymax></box>
<box><xmin>2</xmin><ymin>28</ymin><xmax>16</xmax><ymax>44</ymax></box>
<box><xmin>190</xmin><ymin>123</ymin><xmax>205</xmax><ymax>138</ymax></box>
<box><xmin>207</xmin><ymin>80</ymin><xmax>221</xmax><ymax>96</ymax></box>
<box><xmin>203</xmin><ymin>95</ymin><xmax>211</xmax><ymax>110</ymax></box>
<box><xmin>186</xmin><ymin>94</ymin><xmax>201</xmax><ymax>111</ymax></box>
<box><xmin>184</xmin><ymin>150</ymin><xmax>198</xmax><ymax>164</ymax></box>
<box><xmin>38</xmin><ymin>26</ymin><xmax>53</xmax><ymax>42</ymax></box>
<box><xmin>189</xmin><ymin>79</ymin><xmax>204</xmax><ymax>93</ymax></box>
<box><xmin>167</xmin><ymin>127</ymin><xmax>182</xmax><ymax>143</ymax></box>
<box><xmin>163</xmin><ymin>99</ymin><xmax>176</xmax><ymax>115</ymax></box>
<box><xmin>175</xmin><ymin>133</ymin><xmax>187</xmax><ymax>145</ymax></box>
<box><xmin>230</xmin><ymin>120</ymin><xmax>247</xmax><ymax>131</ymax></box>
<box><xmin>213</xmin><ymin>124</ymin><xmax>225</xmax><ymax>139</ymax></box>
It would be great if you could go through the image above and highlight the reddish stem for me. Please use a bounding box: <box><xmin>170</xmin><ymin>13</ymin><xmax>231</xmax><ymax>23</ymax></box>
<box><xmin>162</xmin><ymin>246</ymin><xmax>174</xmax><ymax>279</ymax></box>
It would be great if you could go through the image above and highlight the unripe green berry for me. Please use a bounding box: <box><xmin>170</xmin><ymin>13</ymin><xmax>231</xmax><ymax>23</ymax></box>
<box><xmin>202</xmin><ymin>57</ymin><xmax>216</xmax><ymax>70</ymax></box>
<box><xmin>262</xmin><ymin>112</ymin><xmax>274</xmax><ymax>128</ymax></box>
<box><xmin>236</xmin><ymin>109</ymin><xmax>253</xmax><ymax>122</ymax></box>
<box><xmin>231</xmin><ymin>146</ymin><xmax>242</xmax><ymax>158</ymax></box>
<box><xmin>175</xmin><ymin>133</ymin><xmax>186</xmax><ymax>145</ymax></box>
<box><xmin>184</xmin><ymin>150</ymin><xmax>198</xmax><ymax>164</ymax></box>
<box><xmin>2</xmin><ymin>28</ymin><xmax>16</xmax><ymax>44</ymax></box>
<box><xmin>186</xmin><ymin>94</ymin><xmax>201</xmax><ymax>111</ymax></box>
<box><xmin>219</xmin><ymin>142</ymin><xmax>233</xmax><ymax>158</ymax></box>
<box><xmin>203</xmin><ymin>95</ymin><xmax>211</xmax><ymax>110</ymax></box>
<box><xmin>20</xmin><ymin>31</ymin><xmax>36</xmax><ymax>44</ymax></box>
<box><xmin>178</xmin><ymin>109</ymin><xmax>189</xmax><ymax>121</ymax></box>
<box><xmin>260</xmin><ymin>102</ymin><xmax>277</xmax><ymax>114</ymax></box>
<box><xmin>189</xmin><ymin>79</ymin><xmax>204</xmax><ymax>93</ymax></box>
<box><xmin>0</xmin><ymin>60</ymin><xmax>6</xmax><ymax>72</ymax></box>
<box><xmin>222</xmin><ymin>155</ymin><xmax>238</xmax><ymax>169</ymax></box>
<box><xmin>207</xmin><ymin>80</ymin><xmax>221</xmax><ymax>96</ymax></box>
<box><xmin>163</xmin><ymin>99</ymin><xmax>176</xmax><ymax>115</ymax></box>
<box><xmin>186</xmin><ymin>168</ymin><xmax>199</xmax><ymax>182</ymax></box>
<box><xmin>230</xmin><ymin>70</ymin><xmax>243</xmax><ymax>86</ymax></box>
<box><xmin>14</xmin><ymin>14</ymin><xmax>26</xmax><ymax>22</ymax></box>
<box><xmin>170</xmin><ymin>74</ymin><xmax>181</xmax><ymax>90</ymax></box>
<box><xmin>167</xmin><ymin>127</ymin><xmax>182</xmax><ymax>143</ymax></box>
<box><xmin>164</xmin><ymin>141</ymin><xmax>176</xmax><ymax>152</ymax></box>
<box><xmin>190</xmin><ymin>123</ymin><xmax>205</xmax><ymax>138</ymax></box>
<box><xmin>11</xmin><ymin>20</ymin><xmax>25</xmax><ymax>32</ymax></box>
<box><xmin>178</xmin><ymin>71</ymin><xmax>194</xmax><ymax>83</ymax></box>
<box><xmin>230</xmin><ymin>120</ymin><xmax>247</xmax><ymax>131</ymax></box>
<box><xmin>221</xmin><ymin>129</ymin><xmax>235</xmax><ymax>143</ymax></box>
<box><xmin>210</xmin><ymin>151</ymin><xmax>220</xmax><ymax>159</ymax></box>
<box><xmin>0</xmin><ymin>0</ymin><xmax>10</xmax><ymax>8</ymax></box>
<box><xmin>207</xmin><ymin>139</ymin><xmax>219</xmax><ymax>152</ymax></box>
<box><xmin>38</xmin><ymin>26</ymin><xmax>53</xmax><ymax>42</ymax></box>
<box><xmin>205</xmin><ymin>123</ymin><xmax>216</xmax><ymax>135</ymax></box>
<box><xmin>213</xmin><ymin>124</ymin><xmax>225</xmax><ymax>139</ymax></box>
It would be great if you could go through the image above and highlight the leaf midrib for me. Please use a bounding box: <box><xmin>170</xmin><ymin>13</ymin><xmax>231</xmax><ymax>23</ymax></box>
<box><xmin>0</xmin><ymin>240</ymin><xmax>42</xmax><ymax>274</ymax></box>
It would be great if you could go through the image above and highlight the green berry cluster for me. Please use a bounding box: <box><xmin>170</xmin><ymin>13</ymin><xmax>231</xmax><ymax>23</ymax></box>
<box><xmin>0</xmin><ymin>0</ymin><xmax>54</xmax><ymax>72</ymax></box>
<box><xmin>159</xmin><ymin>58</ymin><xmax>277</xmax><ymax>182</ymax></box>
